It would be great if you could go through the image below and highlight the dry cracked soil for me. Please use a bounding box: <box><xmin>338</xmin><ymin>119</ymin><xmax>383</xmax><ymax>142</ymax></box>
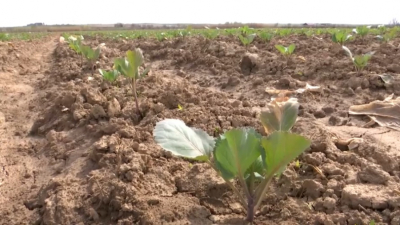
<box><xmin>1</xmin><ymin>33</ymin><xmax>400</xmax><ymax>225</ymax></box>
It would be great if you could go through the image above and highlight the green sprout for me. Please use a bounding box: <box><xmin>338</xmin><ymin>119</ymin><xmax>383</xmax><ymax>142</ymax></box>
<box><xmin>101</xmin><ymin>49</ymin><xmax>150</xmax><ymax>118</ymax></box>
<box><xmin>153</xmin><ymin>98</ymin><xmax>311</xmax><ymax>223</ymax></box>
<box><xmin>355</xmin><ymin>25</ymin><xmax>370</xmax><ymax>38</ymax></box>
<box><xmin>259</xmin><ymin>31</ymin><xmax>274</xmax><ymax>42</ymax></box>
<box><xmin>376</xmin><ymin>28</ymin><xmax>397</xmax><ymax>42</ymax></box>
<box><xmin>378</xmin><ymin>25</ymin><xmax>387</xmax><ymax>34</ymax></box>
<box><xmin>277</xmin><ymin>29</ymin><xmax>292</xmax><ymax>37</ymax></box>
<box><xmin>179</xmin><ymin>26</ymin><xmax>192</xmax><ymax>38</ymax></box>
<box><xmin>203</xmin><ymin>29</ymin><xmax>219</xmax><ymax>40</ymax></box>
<box><xmin>66</xmin><ymin>35</ymin><xmax>84</xmax><ymax>54</ymax></box>
<box><xmin>331</xmin><ymin>31</ymin><xmax>352</xmax><ymax>45</ymax></box>
<box><xmin>99</xmin><ymin>69</ymin><xmax>120</xmax><ymax>84</ymax></box>
<box><xmin>224</xmin><ymin>28</ymin><xmax>238</xmax><ymax>36</ymax></box>
<box><xmin>342</xmin><ymin>46</ymin><xmax>374</xmax><ymax>73</ymax></box>
<box><xmin>81</xmin><ymin>45</ymin><xmax>101</xmax><ymax>73</ymax></box>
<box><xmin>275</xmin><ymin>44</ymin><xmax>296</xmax><ymax>61</ymax></box>
<box><xmin>240</xmin><ymin>25</ymin><xmax>253</xmax><ymax>36</ymax></box>
<box><xmin>155</xmin><ymin>32</ymin><xmax>167</xmax><ymax>41</ymax></box>
<box><xmin>239</xmin><ymin>33</ymin><xmax>256</xmax><ymax>49</ymax></box>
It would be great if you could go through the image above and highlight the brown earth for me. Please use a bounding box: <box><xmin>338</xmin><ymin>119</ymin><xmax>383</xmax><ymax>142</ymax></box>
<box><xmin>1</xmin><ymin>33</ymin><xmax>400</xmax><ymax>225</ymax></box>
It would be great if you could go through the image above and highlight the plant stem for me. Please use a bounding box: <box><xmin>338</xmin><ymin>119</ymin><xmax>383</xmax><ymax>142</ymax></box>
<box><xmin>206</xmin><ymin>161</ymin><xmax>248</xmax><ymax>210</ymax></box>
<box><xmin>131</xmin><ymin>78</ymin><xmax>143</xmax><ymax>118</ymax></box>
<box><xmin>245</xmin><ymin>196</ymin><xmax>255</xmax><ymax>222</ymax></box>
<box><xmin>245</xmin><ymin>171</ymin><xmax>256</xmax><ymax>222</ymax></box>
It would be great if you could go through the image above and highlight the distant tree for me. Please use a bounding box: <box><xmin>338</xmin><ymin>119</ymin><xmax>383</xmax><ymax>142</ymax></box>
<box><xmin>114</xmin><ymin>23</ymin><xmax>123</xmax><ymax>28</ymax></box>
<box><xmin>389</xmin><ymin>18</ymin><xmax>399</xmax><ymax>26</ymax></box>
<box><xmin>27</xmin><ymin>22</ymin><xmax>44</xmax><ymax>26</ymax></box>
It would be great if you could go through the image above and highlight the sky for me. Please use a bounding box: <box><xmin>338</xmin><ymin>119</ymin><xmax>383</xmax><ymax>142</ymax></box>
<box><xmin>1</xmin><ymin>0</ymin><xmax>399</xmax><ymax>27</ymax></box>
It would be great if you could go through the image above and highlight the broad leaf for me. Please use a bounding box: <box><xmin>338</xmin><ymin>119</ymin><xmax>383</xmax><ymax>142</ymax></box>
<box><xmin>126</xmin><ymin>49</ymin><xmax>144</xmax><ymax>79</ymax></box>
<box><xmin>99</xmin><ymin>69</ymin><xmax>119</xmax><ymax>82</ymax></box>
<box><xmin>288</xmin><ymin>44</ymin><xmax>296</xmax><ymax>54</ymax></box>
<box><xmin>153</xmin><ymin>119</ymin><xmax>215</xmax><ymax>161</ymax></box>
<box><xmin>114</xmin><ymin>58</ymin><xmax>129</xmax><ymax>77</ymax></box>
<box><xmin>247</xmin><ymin>33</ymin><xmax>256</xmax><ymax>42</ymax></box>
<box><xmin>260</xmin><ymin>98</ymin><xmax>299</xmax><ymax>134</ymax></box>
<box><xmin>261</xmin><ymin>131</ymin><xmax>311</xmax><ymax>177</ymax></box>
<box><xmin>214</xmin><ymin>128</ymin><xmax>262</xmax><ymax>180</ymax></box>
<box><xmin>244</xmin><ymin>156</ymin><xmax>265</xmax><ymax>181</ymax></box>
<box><xmin>275</xmin><ymin>45</ymin><xmax>286</xmax><ymax>55</ymax></box>
<box><xmin>126</xmin><ymin>50</ymin><xmax>138</xmax><ymax>78</ymax></box>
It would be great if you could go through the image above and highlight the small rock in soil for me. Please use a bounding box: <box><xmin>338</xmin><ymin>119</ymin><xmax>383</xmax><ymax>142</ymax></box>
<box><xmin>240</xmin><ymin>52</ymin><xmax>259</xmax><ymax>75</ymax></box>
<box><xmin>387</xmin><ymin>64</ymin><xmax>400</xmax><ymax>73</ymax></box>
<box><xmin>314</xmin><ymin>110</ymin><xmax>326</xmax><ymax>118</ymax></box>
<box><xmin>358</xmin><ymin>164</ymin><xmax>391</xmax><ymax>185</ymax></box>
<box><xmin>224</xmin><ymin>76</ymin><xmax>241</xmax><ymax>87</ymax></box>
<box><xmin>107</xmin><ymin>98</ymin><xmax>121</xmax><ymax>117</ymax></box>
<box><xmin>91</xmin><ymin>104</ymin><xmax>107</xmax><ymax>119</ymax></box>
<box><xmin>303</xmin><ymin>152</ymin><xmax>326</xmax><ymax>166</ymax></box>
<box><xmin>302</xmin><ymin>179</ymin><xmax>325</xmax><ymax>198</ymax></box>
<box><xmin>323</xmin><ymin>197</ymin><xmax>337</xmax><ymax>212</ymax></box>
<box><xmin>328</xmin><ymin>115</ymin><xmax>344</xmax><ymax>126</ymax></box>
<box><xmin>341</xmin><ymin>184</ymin><xmax>395</xmax><ymax>209</ymax></box>
<box><xmin>322</xmin><ymin>106</ymin><xmax>335</xmax><ymax>115</ymax></box>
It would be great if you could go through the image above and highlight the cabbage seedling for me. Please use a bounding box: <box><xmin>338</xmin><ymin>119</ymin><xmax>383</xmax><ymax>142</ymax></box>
<box><xmin>376</xmin><ymin>29</ymin><xmax>397</xmax><ymax>42</ymax></box>
<box><xmin>81</xmin><ymin>45</ymin><xmax>101</xmax><ymax>74</ymax></box>
<box><xmin>378</xmin><ymin>25</ymin><xmax>386</xmax><ymax>35</ymax></box>
<box><xmin>113</xmin><ymin>49</ymin><xmax>150</xmax><ymax>118</ymax></box>
<box><xmin>240</xmin><ymin>25</ymin><xmax>253</xmax><ymax>36</ymax></box>
<box><xmin>99</xmin><ymin>69</ymin><xmax>120</xmax><ymax>83</ymax></box>
<box><xmin>239</xmin><ymin>33</ymin><xmax>256</xmax><ymax>50</ymax></box>
<box><xmin>203</xmin><ymin>29</ymin><xmax>219</xmax><ymax>40</ymax></box>
<box><xmin>342</xmin><ymin>46</ymin><xmax>374</xmax><ymax>73</ymax></box>
<box><xmin>355</xmin><ymin>25</ymin><xmax>370</xmax><ymax>38</ymax></box>
<box><xmin>153</xmin><ymin>98</ymin><xmax>311</xmax><ymax>223</ymax></box>
<box><xmin>259</xmin><ymin>31</ymin><xmax>274</xmax><ymax>42</ymax></box>
<box><xmin>331</xmin><ymin>31</ymin><xmax>352</xmax><ymax>45</ymax></box>
<box><xmin>275</xmin><ymin>44</ymin><xmax>296</xmax><ymax>62</ymax></box>
<box><xmin>155</xmin><ymin>32</ymin><xmax>167</xmax><ymax>42</ymax></box>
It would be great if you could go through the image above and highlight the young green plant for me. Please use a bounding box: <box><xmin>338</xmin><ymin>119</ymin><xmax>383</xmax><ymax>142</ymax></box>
<box><xmin>275</xmin><ymin>44</ymin><xmax>296</xmax><ymax>65</ymax></box>
<box><xmin>81</xmin><ymin>45</ymin><xmax>101</xmax><ymax>74</ymax></box>
<box><xmin>259</xmin><ymin>31</ymin><xmax>274</xmax><ymax>42</ymax></box>
<box><xmin>99</xmin><ymin>69</ymin><xmax>120</xmax><ymax>85</ymax></box>
<box><xmin>342</xmin><ymin>46</ymin><xmax>374</xmax><ymax>73</ymax></box>
<box><xmin>331</xmin><ymin>31</ymin><xmax>352</xmax><ymax>45</ymax></box>
<box><xmin>239</xmin><ymin>33</ymin><xmax>256</xmax><ymax>50</ymax></box>
<box><xmin>354</xmin><ymin>25</ymin><xmax>370</xmax><ymax>39</ymax></box>
<box><xmin>100</xmin><ymin>49</ymin><xmax>149</xmax><ymax>118</ymax></box>
<box><xmin>153</xmin><ymin>98</ymin><xmax>311</xmax><ymax>223</ymax></box>
<box><xmin>376</xmin><ymin>28</ymin><xmax>397</xmax><ymax>42</ymax></box>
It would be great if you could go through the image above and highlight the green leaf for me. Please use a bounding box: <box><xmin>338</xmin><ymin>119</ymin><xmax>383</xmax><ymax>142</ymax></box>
<box><xmin>260</xmin><ymin>99</ymin><xmax>299</xmax><ymax>133</ymax></box>
<box><xmin>140</xmin><ymin>66</ymin><xmax>151</xmax><ymax>78</ymax></box>
<box><xmin>125</xmin><ymin>49</ymin><xmax>144</xmax><ymax>78</ymax></box>
<box><xmin>214</xmin><ymin>128</ymin><xmax>262</xmax><ymax>180</ymax></box>
<box><xmin>239</xmin><ymin>35</ymin><xmax>247</xmax><ymax>45</ymax></box>
<box><xmin>244</xmin><ymin>156</ymin><xmax>265</xmax><ymax>179</ymax></box>
<box><xmin>126</xmin><ymin>50</ymin><xmax>137</xmax><ymax>77</ymax></box>
<box><xmin>99</xmin><ymin>69</ymin><xmax>119</xmax><ymax>82</ymax></box>
<box><xmin>114</xmin><ymin>58</ymin><xmax>129</xmax><ymax>77</ymax></box>
<box><xmin>275</xmin><ymin>45</ymin><xmax>286</xmax><ymax>55</ymax></box>
<box><xmin>247</xmin><ymin>33</ymin><xmax>256</xmax><ymax>43</ymax></box>
<box><xmin>288</xmin><ymin>44</ymin><xmax>296</xmax><ymax>54</ymax></box>
<box><xmin>331</xmin><ymin>33</ymin><xmax>337</xmax><ymax>43</ymax></box>
<box><xmin>153</xmin><ymin>119</ymin><xmax>215</xmax><ymax>161</ymax></box>
<box><xmin>261</xmin><ymin>131</ymin><xmax>311</xmax><ymax>177</ymax></box>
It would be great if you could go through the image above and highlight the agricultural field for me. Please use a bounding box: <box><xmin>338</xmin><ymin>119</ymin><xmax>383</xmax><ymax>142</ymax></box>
<box><xmin>1</xmin><ymin>26</ymin><xmax>400</xmax><ymax>225</ymax></box>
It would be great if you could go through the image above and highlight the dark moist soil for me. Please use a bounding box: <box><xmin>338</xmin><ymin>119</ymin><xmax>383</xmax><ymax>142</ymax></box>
<box><xmin>1</xmin><ymin>34</ymin><xmax>400</xmax><ymax>225</ymax></box>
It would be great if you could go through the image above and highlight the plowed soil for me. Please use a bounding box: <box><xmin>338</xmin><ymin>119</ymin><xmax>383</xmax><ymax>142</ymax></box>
<box><xmin>1</xmin><ymin>33</ymin><xmax>400</xmax><ymax>225</ymax></box>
